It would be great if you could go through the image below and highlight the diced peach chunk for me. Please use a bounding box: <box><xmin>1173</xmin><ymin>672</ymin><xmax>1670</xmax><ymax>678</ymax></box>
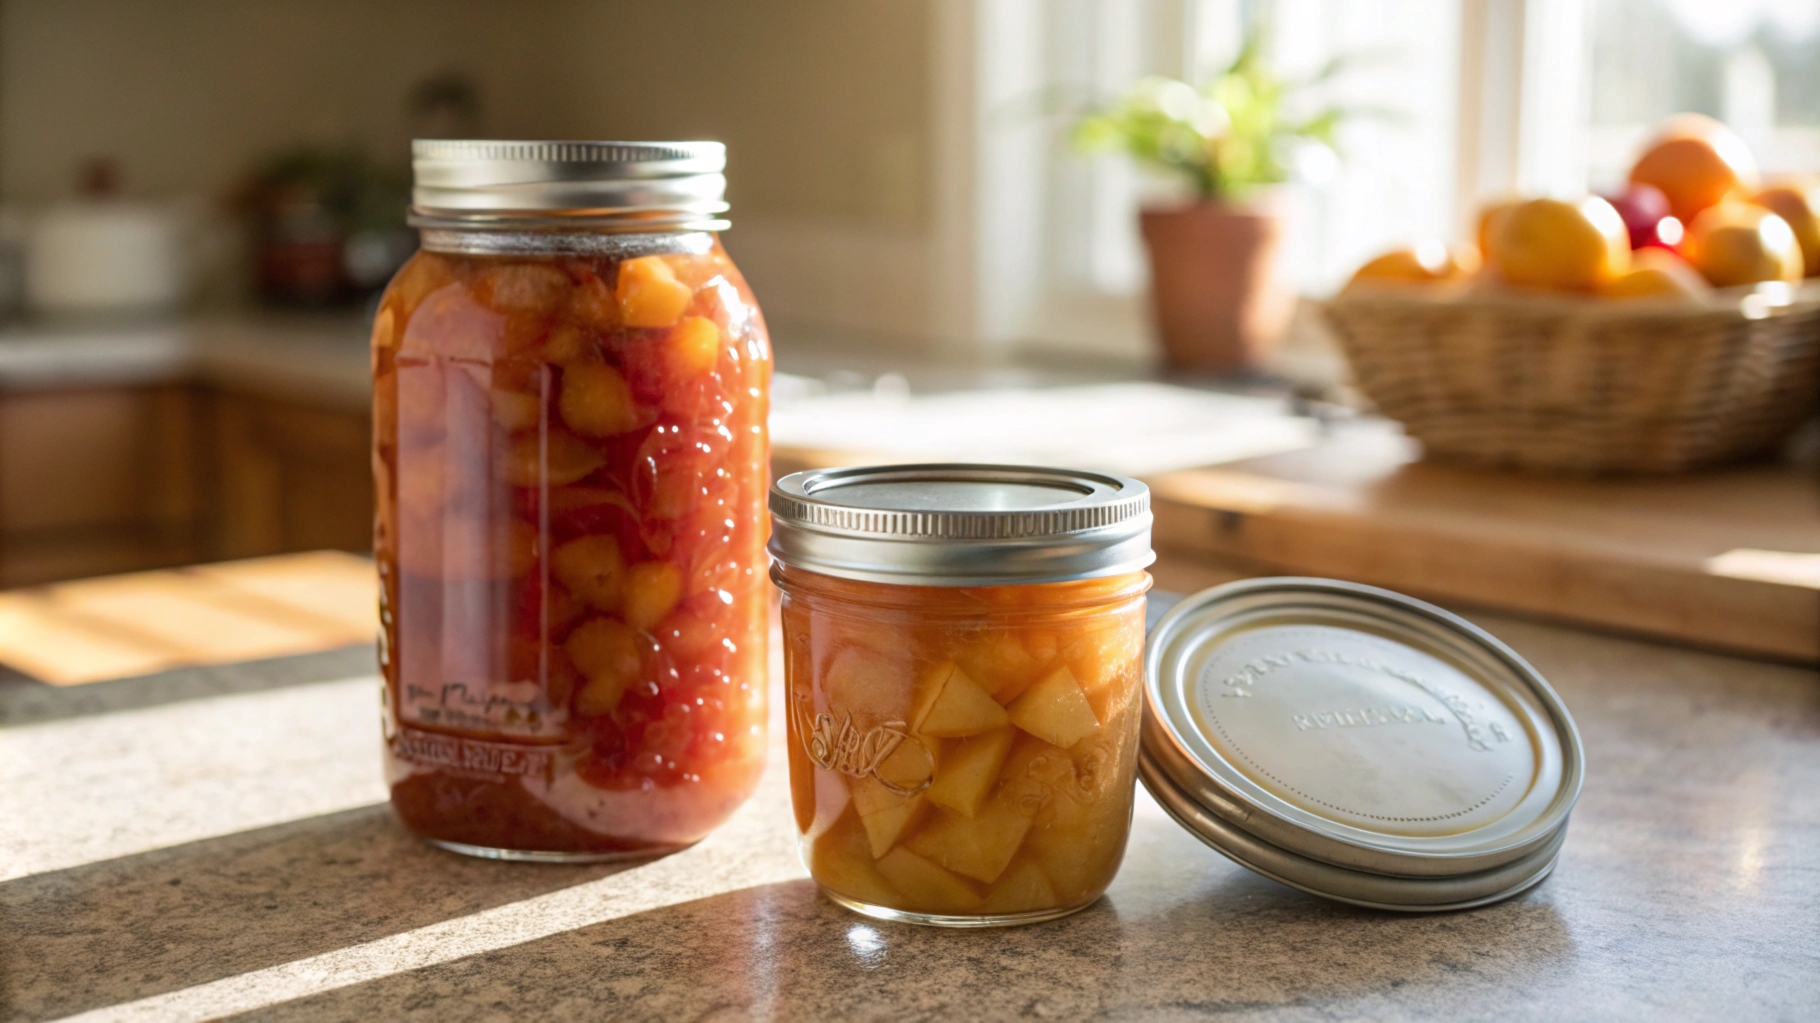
<box><xmin>567</xmin><ymin>273</ymin><xmax>618</xmax><ymax>330</ymax></box>
<box><xmin>913</xmin><ymin>663</ymin><xmax>1010</xmax><ymax>737</ymax></box>
<box><xmin>874</xmin><ymin>847</ymin><xmax>982</xmax><ymax>913</ymax></box>
<box><xmin>622</xmin><ymin>561</ymin><xmax>683</xmax><ymax>632</ymax></box>
<box><xmin>668</xmin><ymin>316</ymin><xmax>722</xmax><ymax>375</ymax></box>
<box><xmin>559</xmin><ymin>363</ymin><xmax>640</xmax><ymax>437</ymax></box>
<box><xmin>566</xmin><ymin>618</ymin><xmax>643</xmax><ymax>716</ymax></box>
<box><xmin>536</xmin><ymin>324</ymin><xmax>593</xmax><ymax>364</ymax></box>
<box><xmin>925</xmin><ymin>725</ymin><xmax>1015</xmax><ymax>817</ymax></box>
<box><xmin>1008</xmin><ymin>665</ymin><xmax>1101</xmax><ymax>748</ymax></box>
<box><xmin>873</xmin><ymin>734</ymin><xmax>937</xmax><ymax>791</ymax></box>
<box><xmin>905</xmin><ymin>792</ymin><xmax>1035</xmax><ymax>885</ymax></box>
<box><xmin>1066</xmin><ymin>618</ymin><xmax>1144</xmax><ymax>694</ymax></box>
<box><xmin>822</xmin><ymin>643</ymin><xmax>915</xmax><ymax>726</ymax></box>
<box><xmin>851</xmin><ymin>777</ymin><xmax>925</xmax><ymax>858</ymax></box>
<box><xmin>1026</xmin><ymin>785</ymin><xmax>1132</xmax><ymax>903</ymax></box>
<box><xmin>478</xmin><ymin>263</ymin><xmax>569</xmax><ymax>316</ymax></box>
<box><xmin>550</xmin><ymin>536</ymin><xmax>626</xmax><ymax>612</ymax></box>
<box><xmin>500</xmin><ymin>429</ymin><xmax>605</xmax><ymax>487</ymax></box>
<box><xmin>491</xmin><ymin>388</ymin><xmax>543</xmax><ymax>432</ymax></box>
<box><xmin>812</xmin><ymin>813</ymin><xmax>902</xmax><ymax>908</ymax></box>
<box><xmin>979</xmin><ymin>857</ymin><xmax>1060</xmax><ymax>915</ymax></box>
<box><xmin>616</xmin><ymin>256</ymin><xmax>694</xmax><ymax>328</ymax></box>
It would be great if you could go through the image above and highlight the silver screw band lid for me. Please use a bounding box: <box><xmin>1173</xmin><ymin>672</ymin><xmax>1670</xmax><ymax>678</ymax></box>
<box><xmin>409</xmin><ymin>140</ymin><xmax>730</xmax><ymax>230</ymax></box>
<box><xmin>768</xmin><ymin>463</ymin><xmax>1155</xmax><ymax>586</ymax></box>
<box><xmin>1140</xmin><ymin>577</ymin><xmax>1585</xmax><ymax>910</ymax></box>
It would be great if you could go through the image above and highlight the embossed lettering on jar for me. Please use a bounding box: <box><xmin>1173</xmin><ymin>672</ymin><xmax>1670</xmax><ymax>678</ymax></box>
<box><xmin>373</xmin><ymin>141</ymin><xmax>770</xmax><ymax>860</ymax></box>
<box><xmin>769</xmin><ymin>465</ymin><xmax>1154</xmax><ymax>926</ymax></box>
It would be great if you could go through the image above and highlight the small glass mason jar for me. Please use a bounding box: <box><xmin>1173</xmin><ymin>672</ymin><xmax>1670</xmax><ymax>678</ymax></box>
<box><xmin>769</xmin><ymin>464</ymin><xmax>1154</xmax><ymax>926</ymax></box>
<box><xmin>373</xmin><ymin>141</ymin><xmax>771</xmax><ymax>860</ymax></box>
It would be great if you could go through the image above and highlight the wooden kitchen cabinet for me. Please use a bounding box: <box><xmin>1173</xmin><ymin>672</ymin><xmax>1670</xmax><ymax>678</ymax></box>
<box><xmin>208</xmin><ymin>391</ymin><xmax>372</xmax><ymax>560</ymax></box>
<box><xmin>0</xmin><ymin>384</ymin><xmax>206</xmax><ymax>586</ymax></box>
<box><xmin>0</xmin><ymin>384</ymin><xmax>373</xmax><ymax>586</ymax></box>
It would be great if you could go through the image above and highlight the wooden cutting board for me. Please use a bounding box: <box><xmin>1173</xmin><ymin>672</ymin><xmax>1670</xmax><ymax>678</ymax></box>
<box><xmin>0</xmin><ymin>551</ymin><xmax>376</xmax><ymax>685</ymax></box>
<box><xmin>775</xmin><ymin>421</ymin><xmax>1820</xmax><ymax>664</ymax></box>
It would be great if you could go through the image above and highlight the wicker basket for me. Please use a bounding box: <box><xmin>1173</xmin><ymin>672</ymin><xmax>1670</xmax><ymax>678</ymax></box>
<box><xmin>1322</xmin><ymin>283</ymin><xmax>1820</xmax><ymax>473</ymax></box>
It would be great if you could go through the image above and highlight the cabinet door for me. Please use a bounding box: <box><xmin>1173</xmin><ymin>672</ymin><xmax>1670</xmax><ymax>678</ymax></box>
<box><xmin>0</xmin><ymin>385</ymin><xmax>202</xmax><ymax>585</ymax></box>
<box><xmin>211</xmin><ymin>391</ymin><xmax>372</xmax><ymax>559</ymax></box>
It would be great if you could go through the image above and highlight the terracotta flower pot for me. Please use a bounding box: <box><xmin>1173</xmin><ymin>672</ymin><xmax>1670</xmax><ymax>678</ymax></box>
<box><xmin>1139</xmin><ymin>200</ymin><xmax>1295</xmax><ymax>372</ymax></box>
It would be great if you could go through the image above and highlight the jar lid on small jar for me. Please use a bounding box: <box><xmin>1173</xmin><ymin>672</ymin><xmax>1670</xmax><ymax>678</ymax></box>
<box><xmin>1140</xmin><ymin>577</ymin><xmax>1585</xmax><ymax>911</ymax></box>
<box><xmin>768</xmin><ymin>463</ymin><xmax>1155</xmax><ymax>586</ymax></box>
<box><xmin>409</xmin><ymin>139</ymin><xmax>729</xmax><ymax>230</ymax></box>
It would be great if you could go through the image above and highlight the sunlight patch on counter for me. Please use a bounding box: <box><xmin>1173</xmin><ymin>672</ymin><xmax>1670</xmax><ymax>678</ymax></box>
<box><xmin>1704</xmin><ymin>548</ymin><xmax>1820</xmax><ymax>590</ymax></box>
<box><xmin>0</xmin><ymin>675</ymin><xmax>386</xmax><ymax>882</ymax></box>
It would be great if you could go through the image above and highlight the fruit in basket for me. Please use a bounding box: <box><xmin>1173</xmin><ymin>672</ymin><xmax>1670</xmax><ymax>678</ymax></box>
<box><xmin>1601</xmin><ymin>183</ymin><xmax>1684</xmax><ymax>251</ymax></box>
<box><xmin>1490</xmin><ymin>197</ymin><xmax>1630</xmax><ymax>291</ymax></box>
<box><xmin>1752</xmin><ymin>179</ymin><xmax>1820</xmax><ymax>278</ymax></box>
<box><xmin>1685</xmin><ymin>203</ymin><xmax>1805</xmax><ymax>287</ymax></box>
<box><xmin>1344</xmin><ymin>240</ymin><xmax>1477</xmax><ymax>289</ymax></box>
<box><xmin>1476</xmin><ymin>198</ymin><xmax>1523</xmax><ymax>260</ymax></box>
<box><xmin>1628</xmin><ymin>114</ymin><xmax>1759</xmax><ymax>224</ymax></box>
<box><xmin>1598</xmin><ymin>248</ymin><xmax>1710</xmax><ymax>300</ymax></box>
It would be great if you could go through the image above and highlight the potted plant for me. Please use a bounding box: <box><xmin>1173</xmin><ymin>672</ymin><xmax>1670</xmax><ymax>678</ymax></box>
<box><xmin>1074</xmin><ymin>31</ymin><xmax>1362</xmax><ymax>372</ymax></box>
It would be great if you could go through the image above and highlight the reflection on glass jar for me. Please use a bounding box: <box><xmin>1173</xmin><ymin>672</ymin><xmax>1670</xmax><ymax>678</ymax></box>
<box><xmin>769</xmin><ymin>465</ymin><xmax>1154</xmax><ymax>926</ymax></box>
<box><xmin>374</xmin><ymin>142</ymin><xmax>770</xmax><ymax>860</ymax></box>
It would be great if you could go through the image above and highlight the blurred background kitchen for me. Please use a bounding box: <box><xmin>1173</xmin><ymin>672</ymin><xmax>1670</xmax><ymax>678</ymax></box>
<box><xmin>0</xmin><ymin>0</ymin><xmax>1814</xmax><ymax>677</ymax></box>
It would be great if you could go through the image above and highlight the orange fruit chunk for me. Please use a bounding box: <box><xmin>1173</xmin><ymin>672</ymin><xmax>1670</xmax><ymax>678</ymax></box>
<box><xmin>668</xmin><ymin>316</ymin><xmax>723</xmax><ymax>375</ymax></box>
<box><xmin>622</xmin><ymin>561</ymin><xmax>684</xmax><ymax>632</ymax></box>
<box><xmin>566</xmin><ymin>618</ymin><xmax>644</xmax><ymax>715</ymax></box>
<box><xmin>559</xmin><ymin>363</ymin><xmax>641</xmax><ymax>437</ymax></box>
<box><xmin>551</xmin><ymin>536</ymin><xmax>626</xmax><ymax>612</ymax></box>
<box><xmin>616</xmin><ymin>255</ymin><xmax>695</xmax><ymax>328</ymax></box>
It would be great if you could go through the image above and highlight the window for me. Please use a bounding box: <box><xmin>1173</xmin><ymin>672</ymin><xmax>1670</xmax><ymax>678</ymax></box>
<box><xmin>968</xmin><ymin>0</ymin><xmax>1819</xmax><ymax>361</ymax></box>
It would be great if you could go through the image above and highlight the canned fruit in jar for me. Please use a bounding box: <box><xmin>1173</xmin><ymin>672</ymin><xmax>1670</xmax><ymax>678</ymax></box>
<box><xmin>780</xmin><ymin>570</ymin><xmax>1147</xmax><ymax>919</ymax></box>
<box><xmin>374</xmin><ymin>240</ymin><xmax>771</xmax><ymax>856</ymax></box>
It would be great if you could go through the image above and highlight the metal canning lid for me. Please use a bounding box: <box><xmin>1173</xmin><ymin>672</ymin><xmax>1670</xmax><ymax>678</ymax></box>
<box><xmin>1141</xmin><ymin>577</ymin><xmax>1584</xmax><ymax>911</ymax></box>
<box><xmin>409</xmin><ymin>140</ymin><xmax>730</xmax><ymax>230</ymax></box>
<box><xmin>768</xmin><ymin>463</ymin><xmax>1155</xmax><ymax>586</ymax></box>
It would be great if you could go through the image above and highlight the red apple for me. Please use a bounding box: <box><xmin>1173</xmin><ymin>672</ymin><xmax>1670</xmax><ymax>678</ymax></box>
<box><xmin>1601</xmin><ymin>183</ymin><xmax>1680</xmax><ymax>250</ymax></box>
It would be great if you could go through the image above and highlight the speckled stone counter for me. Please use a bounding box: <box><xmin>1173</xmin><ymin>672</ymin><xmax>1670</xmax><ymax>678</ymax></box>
<box><xmin>3</xmin><ymin>597</ymin><xmax>1817</xmax><ymax>1022</ymax></box>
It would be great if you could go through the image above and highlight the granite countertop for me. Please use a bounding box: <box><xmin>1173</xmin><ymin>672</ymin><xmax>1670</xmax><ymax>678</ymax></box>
<box><xmin>3</xmin><ymin>592</ymin><xmax>1818</xmax><ymax>1022</ymax></box>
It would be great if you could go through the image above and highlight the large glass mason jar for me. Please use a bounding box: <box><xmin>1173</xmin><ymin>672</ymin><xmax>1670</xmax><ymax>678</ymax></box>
<box><xmin>373</xmin><ymin>141</ymin><xmax>771</xmax><ymax>860</ymax></box>
<box><xmin>769</xmin><ymin>465</ymin><xmax>1153</xmax><ymax>926</ymax></box>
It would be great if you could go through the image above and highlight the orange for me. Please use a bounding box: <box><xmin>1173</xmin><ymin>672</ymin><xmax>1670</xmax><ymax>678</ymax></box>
<box><xmin>1627</xmin><ymin>114</ymin><xmax>1758</xmax><ymax>224</ymax></box>
<box><xmin>1598</xmin><ymin>248</ymin><xmax>1710</xmax><ymax>301</ymax></box>
<box><xmin>1752</xmin><ymin>179</ymin><xmax>1820</xmax><ymax>278</ymax></box>
<box><xmin>1475</xmin><ymin>197</ymin><xmax>1523</xmax><ymax>262</ymax></box>
<box><xmin>1685</xmin><ymin>203</ymin><xmax>1805</xmax><ymax>287</ymax></box>
<box><xmin>1346</xmin><ymin>240</ymin><xmax>1477</xmax><ymax>289</ymax></box>
<box><xmin>1490</xmin><ymin>197</ymin><xmax>1630</xmax><ymax>291</ymax></box>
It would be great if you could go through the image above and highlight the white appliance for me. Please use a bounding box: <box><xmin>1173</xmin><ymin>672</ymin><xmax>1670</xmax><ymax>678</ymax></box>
<box><xmin>26</xmin><ymin>201</ymin><xmax>193</xmax><ymax>314</ymax></box>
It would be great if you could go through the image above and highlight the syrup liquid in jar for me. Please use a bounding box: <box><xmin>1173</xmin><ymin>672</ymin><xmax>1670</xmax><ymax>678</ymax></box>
<box><xmin>374</xmin><ymin>142</ymin><xmax>769</xmax><ymax>859</ymax></box>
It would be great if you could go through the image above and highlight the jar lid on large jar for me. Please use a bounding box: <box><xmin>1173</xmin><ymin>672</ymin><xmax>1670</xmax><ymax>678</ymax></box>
<box><xmin>769</xmin><ymin>465</ymin><xmax>1585</xmax><ymax>911</ymax></box>
<box><xmin>408</xmin><ymin>140</ymin><xmax>730</xmax><ymax>230</ymax></box>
